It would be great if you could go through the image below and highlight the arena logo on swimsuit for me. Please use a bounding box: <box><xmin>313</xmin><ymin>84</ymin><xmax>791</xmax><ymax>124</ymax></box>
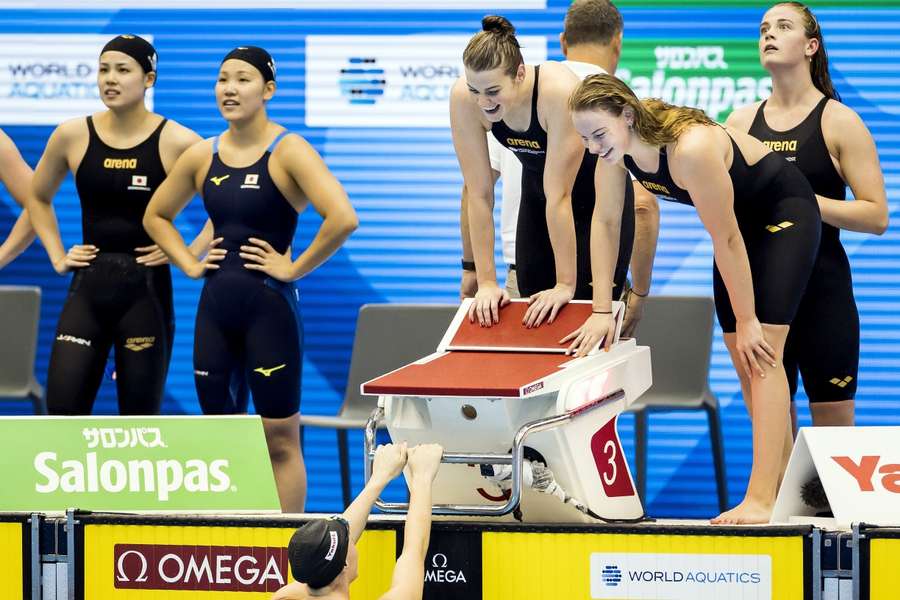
<box><xmin>505</xmin><ymin>137</ymin><xmax>541</xmax><ymax>150</ymax></box>
<box><xmin>103</xmin><ymin>157</ymin><xmax>137</xmax><ymax>169</ymax></box>
<box><xmin>762</xmin><ymin>140</ymin><xmax>798</xmax><ymax>152</ymax></box>
<box><xmin>641</xmin><ymin>181</ymin><xmax>670</xmax><ymax>195</ymax></box>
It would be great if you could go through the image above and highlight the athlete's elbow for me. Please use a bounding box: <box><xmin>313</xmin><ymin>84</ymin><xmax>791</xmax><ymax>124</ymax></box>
<box><xmin>873</xmin><ymin>210</ymin><xmax>889</xmax><ymax>235</ymax></box>
<box><xmin>339</xmin><ymin>211</ymin><xmax>359</xmax><ymax>236</ymax></box>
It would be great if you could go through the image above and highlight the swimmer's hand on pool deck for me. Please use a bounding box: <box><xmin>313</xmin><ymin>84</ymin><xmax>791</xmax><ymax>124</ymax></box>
<box><xmin>468</xmin><ymin>281</ymin><xmax>510</xmax><ymax>327</ymax></box>
<box><xmin>523</xmin><ymin>283</ymin><xmax>575</xmax><ymax>328</ymax></box>
<box><xmin>561</xmin><ymin>311</ymin><xmax>615</xmax><ymax>357</ymax></box>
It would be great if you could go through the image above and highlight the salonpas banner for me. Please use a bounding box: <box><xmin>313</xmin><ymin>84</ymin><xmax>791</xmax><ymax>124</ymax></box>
<box><xmin>0</xmin><ymin>416</ymin><xmax>280</xmax><ymax>512</ymax></box>
<box><xmin>617</xmin><ymin>40</ymin><xmax>771</xmax><ymax>121</ymax></box>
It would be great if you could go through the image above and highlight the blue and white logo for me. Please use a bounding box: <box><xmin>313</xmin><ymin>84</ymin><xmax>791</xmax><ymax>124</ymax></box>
<box><xmin>338</xmin><ymin>57</ymin><xmax>385</xmax><ymax>105</ymax></box>
<box><xmin>601</xmin><ymin>564</ymin><xmax>622</xmax><ymax>587</ymax></box>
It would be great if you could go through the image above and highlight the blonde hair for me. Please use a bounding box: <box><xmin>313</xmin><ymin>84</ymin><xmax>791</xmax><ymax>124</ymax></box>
<box><xmin>462</xmin><ymin>15</ymin><xmax>523</xmax><ymax>78</ymax></box>
<box><xmin>569</xmin><ymin>74</ymin><xmax>715</xmax><ymax>145</ymax></box>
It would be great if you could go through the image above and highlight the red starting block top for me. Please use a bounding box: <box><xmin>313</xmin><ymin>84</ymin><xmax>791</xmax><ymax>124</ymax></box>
<box><xmin>361</xmin><ymin>351</ymin><xmax>572</xmax><ymax>397</ymax></box>
<box><xmin>361</xmin><ymin>300</ymin><xmax>625</xmax><ymax>398</ymax></box>
<box><xmin>441</xmin><ymin>300</ymin><xmax>596</xmax><ymax>352</ymax></box>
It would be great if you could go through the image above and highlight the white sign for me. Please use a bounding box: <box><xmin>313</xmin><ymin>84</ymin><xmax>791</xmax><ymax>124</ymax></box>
<box><xmin>0</xmin><ymin>34</ymin><xmax>153</xmax><ymax>125</ymax></box>
<box><xmin>590</xmin><ymin>553</ymin><xmax>772</xmax><ymax>600</ymax></box>
<box><xmin>773</xmin><ymin>426</ymin><xmax>900</xmax><ymax>527</ymax></box>
<box><xmin>305</xmin><ymin>35</ymin><xmax>547</xmax><ymax>128</ymax></box>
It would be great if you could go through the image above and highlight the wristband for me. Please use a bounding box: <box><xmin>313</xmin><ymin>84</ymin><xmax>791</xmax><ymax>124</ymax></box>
<box><xmin>592</xmin><ymin>309</ymin><xmax>612</xmax><ymax>314</ymax></box>
<box><xmin>461</xmin><ymin>259</ymin><xmax>476</xmax><ymax>272</ymax></box>
<box><xmin>630</xmin><ymin>287</ymin><xmax>649</xmax><ymax>298</ymax></box>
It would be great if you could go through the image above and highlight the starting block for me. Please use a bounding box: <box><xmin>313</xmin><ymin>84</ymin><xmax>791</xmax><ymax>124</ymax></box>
<box><xmin>361</xmin><ymin>300</ymin><xmax>652</xmax><ymax>523</ymax></box>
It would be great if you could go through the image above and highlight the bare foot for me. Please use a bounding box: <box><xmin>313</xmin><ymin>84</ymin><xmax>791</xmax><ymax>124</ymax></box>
<box><xmin>711</xmin><ymin>498</ymin><xmax>772</xmax><ymax>525</ymax></box>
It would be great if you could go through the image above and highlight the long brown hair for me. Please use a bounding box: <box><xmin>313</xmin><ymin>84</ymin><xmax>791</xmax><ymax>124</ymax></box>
<box><xmin>462</xmin><ymin>15</ymin><xmax>523</xmax><ymax>78</ymax></box>
<box><xmin>569</xmin><ymin>74</ymin><xmax>715</xmax><ymax>146</ymax></box>
<box><xmin>775</xmin><ymin>2</ymin><xmax>840</xmax><ymax>101</ymax></box>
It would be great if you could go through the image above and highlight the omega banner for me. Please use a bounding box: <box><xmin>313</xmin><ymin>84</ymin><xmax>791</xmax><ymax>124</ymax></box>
<box><xmin>81</xmin><ymin>521</ymin><xmax>397</xmax><ymax>599</ymax></box>
<box><xmin>0</xmin><ymin>416</ymin><xmax>280</xmax><ymax>512</ymax></box>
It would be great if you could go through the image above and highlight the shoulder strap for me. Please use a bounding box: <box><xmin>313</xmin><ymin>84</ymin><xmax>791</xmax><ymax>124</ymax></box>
<box><xmin>212</xmin><ymin>135</ymin><xmax>220</xmax><ymax>154</ymax></box>
<box><xmin>530</xmin><ymin>65</ymin><xmax>540</xmax><ymax>119</ymax></box>
<box><xmin>267</xmin><ymin>130</ymin><xmax>290</xmax><ymax>153</ymax></box>
<box><xmin>86</xmin><ymin>115</ymin><xmax>97</xmax><ymax>137</ymax></box>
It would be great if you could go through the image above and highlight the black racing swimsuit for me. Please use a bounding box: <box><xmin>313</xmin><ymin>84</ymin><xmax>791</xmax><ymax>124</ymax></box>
<box><xmin>750</xmin><ymin>97</ymin><xmax>858</xmax><ymax>402</ymax></box>
<box><xmin>624</xmin><ymin>131</ymin><xmax>821</xmax><ymax>333</ymax></box>
<box><xmin>490</xmin><ymin>65</ymin><xmax>635</xmax><ymax>299</ymax></box>
<box><xmin>194</xmin><ymin>131</ymin><xmax>304</xmax><ymax>419</ymax></box>
<box><xmin>47</xmin><ymin>116</ymin><xmax>174</xmax><ymax>415</ymax></box>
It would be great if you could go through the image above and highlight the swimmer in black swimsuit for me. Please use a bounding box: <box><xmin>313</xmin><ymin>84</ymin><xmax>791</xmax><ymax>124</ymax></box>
<box><xmin>566</xmin><ymin>74</ymin><xmax>821</xmax><ymax>524</ymax></box>
<box><xmin>144</xmin><ymin>46</ymin><xmax>358</xmax><ymax>512</ymax></box>
<box><xmin>729</xmin><ymin>1</ymin><xmax>888</xmax><ymax>430</ymax></box>
<box><xmin>26</xmin><ymin>35</ymin><xmax>209</xmax><ymax>415</ymax></box>
<box><xmin>451</xmin><ymin>15</ymin><xmax>635</xmax><ymax>328</ymax></box>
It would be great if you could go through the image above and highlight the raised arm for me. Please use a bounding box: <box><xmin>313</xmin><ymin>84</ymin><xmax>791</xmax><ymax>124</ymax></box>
<box><xmin>342</xmin><ymin>443</ymin><xmax>407</xmax><ymax>544</ymax></box>
<box><xmin>821</xmin><ymin>102</ymin><xmax>888</xmax><ymax>234</ymax></box>
<box><xmin>561</xmin><ymin>156</ymin><xmax>628</xmax><ymax>356</ymax></box>
<box><xmin>450</xmin><ymin>77</ymin><xmax>505</xmax><ymax>325</ymax></box>
<box><xmin>0</xmin><ymin>129</ymin><xmax>36</xmax><ymax>268</ymax></box>
<box><xmin>143</xmin><ymin>139</ymin><xmax>222</xmax><ymax>278</ymax></box>
<box><xmin>379</xmin><ymin>444</ymin><xmax>442</xmax><ymax>600</ymax></box>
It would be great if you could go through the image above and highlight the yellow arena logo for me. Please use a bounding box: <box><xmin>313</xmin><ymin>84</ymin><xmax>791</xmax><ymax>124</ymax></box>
<box><xmin>766</xmin><ymin>221</ymin><xmax>794</xmax><ymax>233</ymax></box>
<box><xmin>641</xmin><ymin>181</ymin><xmax>671</xmax><ymax>195</ymax></box>
<box><xmin>124</xmin><ymin>337</ymin><xmax>155</xmax><ymax>352</ymax></box>
<box><xmin>103</xmin><ymin>158</ymin><xmax>137</xmax><ymax>169</ymax></box>
<box><xmin>763</xmin><ymin>140</ymin><xmax>798</xmax><ymax>152</ymax></box>
<box><xmin>505</xmin><ymin>137</ymin><xmax>542</xmax><ymax>150</ymax></box>
<box><xmin>830</xmin><ymin>376</ymin><xmax>854</xmax><ymax>388</ymax></box>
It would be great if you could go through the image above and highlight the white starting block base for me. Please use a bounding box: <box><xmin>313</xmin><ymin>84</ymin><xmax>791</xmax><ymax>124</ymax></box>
<box><xmin>363</xmin><ymin>301</ymin><xmax>652</xmax><ymax>523</ymax></box>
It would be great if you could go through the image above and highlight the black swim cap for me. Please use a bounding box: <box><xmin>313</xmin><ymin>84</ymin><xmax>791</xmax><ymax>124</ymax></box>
<box><xmin>221</xmin><ymin>46</ymin><xmax>276</xmax><ymax>83</ymax></box>
<box><xmin>101</xmin><ymin>34</ymin><xmax>157</xmax><ymax>75</ymax></box>
<box><xmin>287</xmin><ymin>517</ymin><xmax>349</xmax><ymax>589</ymax></box>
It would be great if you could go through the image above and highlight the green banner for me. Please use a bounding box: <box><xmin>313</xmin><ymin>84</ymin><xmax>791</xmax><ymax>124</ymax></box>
<box><xmin>0</xmin><ymin>416</ymin><xmax>280</xmax><ymax>512</ymax></box>
<box><xmin>618</xmin><ymin>39</ymin><xmax>771</xmax><ymax>121</ymax></box>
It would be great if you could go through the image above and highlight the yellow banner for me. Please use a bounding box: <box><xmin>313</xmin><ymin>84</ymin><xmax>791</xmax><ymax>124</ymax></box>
<box><xmin>0</xmin><ymin>522</ymin><xmax>24</xmax><ymax>600</ymax></box>
<box><xmin>83</xmin><ymin>523</ymin><xmax>395</xmax><ymax>599</ymax></box>
<box><xmin>870</xmin><ymin>538</ymin><xmax>900</xmax><ymax>600</ymax></box>
<box><xmin>483</xmin><ymin>531</ymin><xmax>804</xmax><ymax>599</ymax></box>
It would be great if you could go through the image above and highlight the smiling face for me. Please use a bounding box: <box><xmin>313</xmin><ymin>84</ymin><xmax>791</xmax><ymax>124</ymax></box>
<box><xmin>97</xmin><ymin>51</ymin><xmax>153</xmax><ymax>109</ymax></box>
<box><xmin>759</xmin><ymin>4</ymin><xmax>818</xmax><ymax>70</ymax></box>
<box><xmin>572</xmin><ymin>105</ymin><xmax>634</xmax><ymax>164</ymax></box>
<box><xmin>215</xmin><ymin>59</ymin><xmax>275</xmax><ymax>121</ymax></box>
<box><xmin>464</xmin><ymin>64</ymin><xmax>524</xmax><ymax>123</ymax></box>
